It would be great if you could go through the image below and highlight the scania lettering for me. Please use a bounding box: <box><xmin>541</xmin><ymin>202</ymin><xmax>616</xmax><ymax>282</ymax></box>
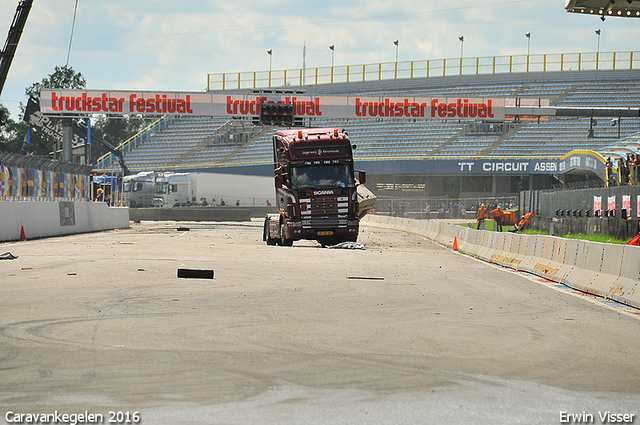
<box><xmin>263</xmin><ymin>128</ymin><xmax>372</xmax><ymax>247</ymax></box>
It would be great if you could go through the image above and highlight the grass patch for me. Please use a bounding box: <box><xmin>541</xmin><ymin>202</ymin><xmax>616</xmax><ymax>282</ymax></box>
<box><xmin>456</xmin><ymin>220</ymin><xmax>630</xmax><ymax>244</ymax></box>
<box><xmin>556</xmin><ymin>233</ymin><xmax>628</xmax><ymax>245</ymax></box>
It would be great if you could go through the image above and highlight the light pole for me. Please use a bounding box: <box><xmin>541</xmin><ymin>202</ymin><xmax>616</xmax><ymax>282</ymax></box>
<box><xmin>329</xmin><ymin>44</ymin><xmax>335</xmax><ymax>67</ymax></box>
<box><xmin>525</xmin><ymin>32</ymin><xmax>531</xmax><ymax>72</ymax></box>
<box><xmin>458</xmin><ymin>36</ymin><xmax>464</xmax><ymax>74</ymax></box>
<box><xmin>267</xmin><ymin>49</ymin><xmax>273</xmax><ymax>86</ymax></box>
<box><xmin>595</xmin><ymin>29</ymin><xmax>601</xmax><ymax>69</ymax></box>
<box><xmin>393</xmin><ymin>40</ymin><xmax>399</xmax><ymax>62</ymax></box>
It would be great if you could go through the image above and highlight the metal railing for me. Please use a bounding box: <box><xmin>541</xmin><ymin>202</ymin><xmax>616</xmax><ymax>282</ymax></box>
<box><xmin>207</xmin><ymin>51</ymin><xmax>639</xmax><ymax>91</ymax></box>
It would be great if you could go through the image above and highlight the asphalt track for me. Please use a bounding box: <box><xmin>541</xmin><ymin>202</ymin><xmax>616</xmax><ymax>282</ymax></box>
<box><xmin>1</xmin><ymin>220</ymin><xmax>639</xmax><ymax>425</ymax></box>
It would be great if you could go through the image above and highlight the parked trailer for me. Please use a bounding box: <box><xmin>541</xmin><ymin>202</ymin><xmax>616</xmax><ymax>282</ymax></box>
<box><xmin>152</xmin><ymin>172</ymin><xmax>274</xmax><ymax>208</ymax></box>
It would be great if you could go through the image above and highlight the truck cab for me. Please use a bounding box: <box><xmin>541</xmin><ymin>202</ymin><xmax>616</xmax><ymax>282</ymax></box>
<box><xmin>122</xmin><ymin>171</ymin><xmax>156</xmax><ymax>208</ymax></box>
<box><xmin>263</xmin><ymin>127</ymin><xmax>366</xmax><ymax>246</ymax></box>
<box><xmin>153</xmin><ymin>172</ymin><xmax>195</xmax><ymax>207</ymax></box>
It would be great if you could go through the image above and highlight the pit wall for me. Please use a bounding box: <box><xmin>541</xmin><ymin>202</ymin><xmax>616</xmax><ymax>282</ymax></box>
<box><xmin>0</xmin><ymin>200</ymin><xmax>130</xmax><ymax>242</ymax></box>
<box><xmin>361</xmin><ymin>214</ymin><xmax>640</xmax><ymax>310</ymax></box>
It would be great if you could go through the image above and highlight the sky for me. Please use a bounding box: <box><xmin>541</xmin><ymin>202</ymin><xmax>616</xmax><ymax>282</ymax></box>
<box><xmin>1</xmin><ymin>0</ymin><xmax>639</xmax><ymax>121</ymax></box>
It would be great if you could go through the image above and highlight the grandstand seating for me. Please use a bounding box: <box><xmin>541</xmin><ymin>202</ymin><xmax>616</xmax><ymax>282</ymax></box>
<box><xmin>116</xmin><ymin>70</ymin><xmax>640</xmax><ymax>172</ymax></box>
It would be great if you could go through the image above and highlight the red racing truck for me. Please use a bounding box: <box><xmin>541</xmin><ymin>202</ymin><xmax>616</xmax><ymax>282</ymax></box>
<box><xmin>263</xmin><ymin>127</ymin><xmax>369</xmax><ymax>247</ymax></box>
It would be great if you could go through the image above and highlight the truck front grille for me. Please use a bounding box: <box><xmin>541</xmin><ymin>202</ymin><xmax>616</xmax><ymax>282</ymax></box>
<box><xmin>299</xmin><ymin>196</ymin><xmax>350</xmax><ymax>228</ymax></box>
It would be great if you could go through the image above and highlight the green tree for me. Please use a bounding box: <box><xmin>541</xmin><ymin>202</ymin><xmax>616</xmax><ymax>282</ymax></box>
<box><xmin>25</xmin><ymin>65</ymin><xmax>86</xmax><ymax>102</ymax></box>
<box><xmin>0</xmin><ymin>65</ymin><xmax>88</xmax><ymax>156</ymax></box>
<box><xmin>0</xmin><ymin>103</ymin><xmax>20</xmax><ymax>152</ymax></box>
<box><xmin>92</xmin><ymin>115</ymin><xmax>152</xmax><ymax>147</ymax></box>
<box><xmin>89</xmin><ymin>115</ymin><xmax>154</xmax><ymax>160</ymax></box>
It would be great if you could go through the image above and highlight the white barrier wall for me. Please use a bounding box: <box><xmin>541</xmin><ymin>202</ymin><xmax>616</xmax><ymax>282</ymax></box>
<box><xmin>362</xmin><ymin>215</ymin><xmax>640</xmax><ymax>309</ymax></box>
<box><xmin>0</xmin><ymin>201</ymin><xmax>130</xmax><ymax>242</ymax></box>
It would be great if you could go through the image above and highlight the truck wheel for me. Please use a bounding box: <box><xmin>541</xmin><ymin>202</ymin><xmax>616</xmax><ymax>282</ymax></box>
<box><xmin>279</xmin><ymin>223</ymin><xmax>293</xmax><ymax>247</ymax></box>
<box><xmin>264</xmin><ymin>218</ymin><xmax>277</xmax><ymax>245</ymax></box>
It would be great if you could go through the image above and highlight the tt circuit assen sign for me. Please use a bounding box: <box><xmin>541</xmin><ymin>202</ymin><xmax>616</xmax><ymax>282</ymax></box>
<box><xmin>358</xmin><ymin>151</ymin><xmax>607</xmax><ymax>180</ymax></box>
<box><xmin>39</xmin><ymin>89</ymin><xmax>506</xmax><ymax>121</ymax></box>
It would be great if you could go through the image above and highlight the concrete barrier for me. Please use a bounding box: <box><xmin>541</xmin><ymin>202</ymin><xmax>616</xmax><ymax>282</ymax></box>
<box><xmin>128</xmin><ymin>207</ymin><xmax>254</xmax><ymax>222</ymax></box>
<box><xmin>361</xmin><ymin>215</ymin><xmax>640</xmax><ymax>309</ymax></box>
<box><xmin>614</xmin><ymin>246</ymin><xmax>640</xmax><ymax>303</ymax></box>
<box><xmin>0</xmin><ymin>200</ymin><xmax>129</xmax><ymax>242</ymax></box>
<box><xmin>517</xmin><ymin>235</ymin><xmax>545</xmax><ymax>275</ymax></box>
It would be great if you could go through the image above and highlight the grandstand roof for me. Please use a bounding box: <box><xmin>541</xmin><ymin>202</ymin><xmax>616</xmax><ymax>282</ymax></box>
<box><xmin>565</xmin><ymin>0</ymin><xmax>640</xmax><ymax>18</ymax></box>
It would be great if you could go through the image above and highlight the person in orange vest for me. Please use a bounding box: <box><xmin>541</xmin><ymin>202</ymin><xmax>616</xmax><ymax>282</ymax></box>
<box><xmin>511</xmin><ymin>211</ymin><xmax>532</xmax><ymax>233</ymax></box>
<box><xmin>476</xmin><ymin>204</ymin><xmax>487</xmax><ymax>230</ymax></box>
<box><xmin>491</xmin><ymin>205</ymin><xmax>504</xmax><ymax>232</ymax></box>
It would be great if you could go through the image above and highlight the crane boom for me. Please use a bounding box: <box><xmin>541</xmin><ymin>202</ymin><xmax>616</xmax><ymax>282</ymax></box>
<box><xmin>0</xmin><ymin>0</ymin><xmax>33</xmax><ymax>97</ymax></box>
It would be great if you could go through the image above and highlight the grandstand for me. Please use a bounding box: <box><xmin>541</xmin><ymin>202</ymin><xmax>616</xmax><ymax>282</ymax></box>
<box><xmin>96</xmin><ymin>62</ymin><xmax>640</xmax><ymax>200</ymax></box>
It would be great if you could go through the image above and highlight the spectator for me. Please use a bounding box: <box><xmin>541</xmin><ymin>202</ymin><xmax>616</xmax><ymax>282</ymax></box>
<box><xmin>236</xmin><ymin>199</ymin><xmax>240</xmax><ymax>206</ymax></box>
<box><xmin>477</xmin><ymin>204</ymin><xmax>487</xmax><ymax>230</ymax></box>
<box><xmin>510</xmin><ymin>212</ymin><xmax>533</xmax><ymax>233</ymax></box>
<box><xmin>491</xmin><ymin>205</ymin><xmax>504</xmax><ymax>232</ymax></box>
<box><xmin>220</xmin><ymin>198</ymin><xmax>226</xmax><ymax>206</ymax></box>
<box><xmin>439</xmin><ymin>202</ymin><xmax>446</xmax><ymax>219</ymax></box>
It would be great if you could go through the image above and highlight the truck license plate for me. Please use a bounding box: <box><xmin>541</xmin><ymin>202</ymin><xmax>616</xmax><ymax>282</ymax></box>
<box><xmin>317</xmin><ymin>231</ymin><xmax>333</xmax><ymax>236</ymax></box>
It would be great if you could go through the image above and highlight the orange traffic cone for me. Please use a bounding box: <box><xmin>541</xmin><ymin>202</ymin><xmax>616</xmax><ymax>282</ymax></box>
<box><xmin>19</xmin><ymin>226</ymin><xmax>26</xmax><ymax>241</ymax></box>
<box><xmin>452</xmin><ymin>236</ymin><xmax>458</xmax><ymax>251</ymax></box>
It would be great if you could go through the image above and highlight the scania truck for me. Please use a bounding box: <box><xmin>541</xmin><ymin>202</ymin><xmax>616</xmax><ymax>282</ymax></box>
<box><xmin>263</xmin><ymin>127</ymin><xmax>371</xmax><ymax>247</ymax></box>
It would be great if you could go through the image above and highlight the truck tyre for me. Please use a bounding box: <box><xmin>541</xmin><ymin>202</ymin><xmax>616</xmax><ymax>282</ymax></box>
<box><xmin>264</xmin><ymin>218</ymin><xmax>277</xmax><ymax>245</ymax></box>
<box><xmin>279</xmin><ymin>223</ymin><xmax>293</xmax><ymax>247</ymax></box>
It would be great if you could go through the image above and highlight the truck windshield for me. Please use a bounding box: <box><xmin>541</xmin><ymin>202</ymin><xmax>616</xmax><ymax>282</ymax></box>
<box><xmin>290</xmin><ymin>164</ymin><xmax>354</xmax><ymax>190</ymax></box>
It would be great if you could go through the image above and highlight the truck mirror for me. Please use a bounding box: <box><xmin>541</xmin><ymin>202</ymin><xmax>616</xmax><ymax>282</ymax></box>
<box><xmin>356</xmin><ymin>170</ymin><xmax>366</xmax><ymax>185</ymax></box>
<box><xmin>275</xmin><ymin>173</ymin><xmax>283</xmax><ymax>188</ymax></box>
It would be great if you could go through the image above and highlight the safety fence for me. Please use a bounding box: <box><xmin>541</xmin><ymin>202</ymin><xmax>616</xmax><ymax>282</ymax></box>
<box><xmin>207</xmin><ymin>50</ymin><xmax>640</xmax><ymax>90</ymax></box>
<box><xmin>0</xmin><ymin>152</ymin><xmax>92</xmax><ymax>201</ymax></box>
<box><xmin>362</xmin><ymin>214</ymin><xmax>640</xmax><ymax>310</ymax></box>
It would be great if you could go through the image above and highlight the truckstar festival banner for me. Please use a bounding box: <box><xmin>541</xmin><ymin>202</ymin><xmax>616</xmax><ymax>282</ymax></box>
<box><xmin>39</xmin><ymin>89</ymin><xmax>506</xmax><ymax>121</ymax></box>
